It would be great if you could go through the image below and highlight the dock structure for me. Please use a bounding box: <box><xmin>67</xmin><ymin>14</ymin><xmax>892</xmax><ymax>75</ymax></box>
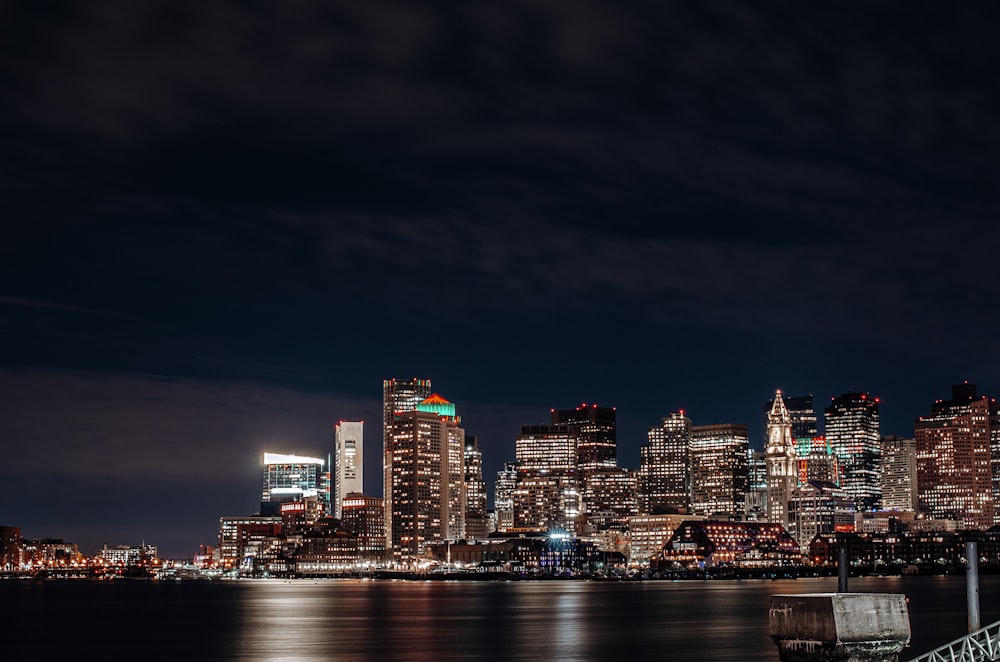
<box><xmin>769</xmin><ymin>593</ymin><xmax>911</xmax><ymax>662</ymax></box>
<box><xmin>906</xmin><ymin>620</ymin><xmax>1000</xmax><ymax>662</ymax></box>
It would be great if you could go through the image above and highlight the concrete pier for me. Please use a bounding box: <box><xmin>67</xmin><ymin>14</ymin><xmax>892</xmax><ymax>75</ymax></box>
<box><xmin>769</xmin><ymin>593</ymin><xmax>910</xmax><ymax>662</ymax></box>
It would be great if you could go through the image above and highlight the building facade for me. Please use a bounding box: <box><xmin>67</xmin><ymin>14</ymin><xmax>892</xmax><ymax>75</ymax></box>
<box><xmin>690</xmin><ymin>423</ymin><xmax>749</xmax><ymax>520</ymax></box>
<box><xmin>387</xmin><ymin>395</ymin><xmax>466</xmax><ymax>560</ymax></box>
<box><xmin>639</xmin><ymin>411</ymin><xmax>692</xmax><ymax>514</ymax></box>
<box><xmin>261</xmin><ymin>452</ymin><xmax>329</xmax><ymax>516</ymax></box>
<box><xmin>915</xmin><ymin>383</ymin><xmax>994</xmax><ymax>529</ymax></box>
<box><xmin>1</xmin><ymin>526</ymin><xmax>21</xmax><ymax>571</ymax></box>
<box><xmin>382</xmin><ymin>378</ymin><xmax>433</xmax><ymax>550</ymax></box>
<box><xmin>824</xmin><ymin>392</ymin><xmax>881</xmax><ymax>512</ymax></box>
<box><xmin>551</xmin><ymin>403</ymin><xmax>617</xmax><ymax>503</ymax></box>
<box><xmin>880</xmin><ymin>435</ymin><xmax>918</xmax><ymax>512</ymax></box>
<box><xmin>464</xmin><ymin>435</ymin><xmax>490</xmax><ymax>540</ymax></box>
<box><xmin>341</xmin><ymin>492</ymin><xmax>386</xmax><ymax>561</ymax></box>
<box><xmin>333</xmin><ymin>421</ymin><xmax>364</xmax><ymax>518</ymax></box>
<box><xmin>512</xmin><ymin>423</ymin><xmax>580</xmax><ymax>531</ymax></box>
<box><xmin>788</xmin><ymin>480</ymin><xmax>854</xmax><ymax>551</ymax></box>
<box><xmin>494</xmin><ymin>462</ymin><xmax>518</xmax><ymax>533</ymax></box>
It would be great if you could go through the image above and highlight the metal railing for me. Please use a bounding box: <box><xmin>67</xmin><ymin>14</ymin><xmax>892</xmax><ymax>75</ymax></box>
<box><xmin>908</xmin><ymin>619</ymin><xmax>1000</xmax><ymax>662</ymax></box>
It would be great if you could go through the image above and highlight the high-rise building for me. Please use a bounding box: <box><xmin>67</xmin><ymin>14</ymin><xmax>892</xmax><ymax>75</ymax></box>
<box><xmin>825</xmin><ymin>392</ymin><xmax>881</xmax><ymax>512</ymax></box>
<box><xmin>551</xmin><ymin>403</ymin><xmax>617</xmax><ymax>488</ymax></box>
<box><xmin>583</xmin><ymin>468</ymin><xmax>638</xmax><ymax>530</ymax></box>
<box><xmin>382</xmin><ymin>378</ymin><xmax>432</xmax><ymax>550</ymax></box>
<box><xmin>464</xmin><ymin>435</ymin><xmax>489</xmax><ymax>540</ymax></box>
<box><xmin>880</xmin><ymin>435</ymin><xmax>918</xmax><ymax>512</ymax></box>
<box><xmin>494</xmin><ymin>462</ymin><xmax>518</xmax><ymax>533</ymax></box>
<box><xmin>333</xmin><ymin>421</ymin><xmax>364</xmax><ymax>518</ymax></box>
<box><xmin>915</xmin><ymin>383</ymin><xmax>994</xmax><ymax>529</ymax></box>
<box><xmin>512</xmin><ymin>423</ymin><xmax>580</xmax><ymax>531</ymax></box>
<box><xmin>745</xmin><ymin>450</ymin><xmax>767</xmax><ymax>521</ymax></box>
<box><xmin>387</xmin><ymin>394</ymin><xmax>466</xmax><ymax>560</ymax></box>
<box><xmin>690</xmin><ymin>423</ymin><xmax>749</xmax><ymax>520</ymax></box>
<box><xmin>765</xmin><ymin>391</ymin><xmax>796</xmax><ymax>531</ymax></box>
<box><xmin>261</xmin><ymin>452</ymin><xmax>329</xmax><ymax>516</ymax></box>
<box><xmin>639</xmin><ymin>411</ymin><xmax>692</xmax><ymax>515</ymax></box>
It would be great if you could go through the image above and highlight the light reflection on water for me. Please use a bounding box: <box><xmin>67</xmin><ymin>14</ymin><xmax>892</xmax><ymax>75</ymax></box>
<box><xmin>2</xmin><ymin>576</ymin><xmax>999</xmax><ymax>661</ymax></box>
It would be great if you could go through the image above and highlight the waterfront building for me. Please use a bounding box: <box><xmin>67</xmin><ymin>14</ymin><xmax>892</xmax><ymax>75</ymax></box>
<box><xmin>341</xmin><ymin>492</ymin><xmax>386</xmax><ymax>561</ymax></box>
<box><xmin>880</xmin><ymin>435</ymin><xmax>918</xmax><ymax>512</ymax></box>
<box><xmin>98</xmin><ymin>544</ymin><xmax>158</xmax><ymax>566</ymax></box>
<box><xmin>0</xmin><ymin>526</ymin><xmax>20</xmax><ymax>571</ymax></box>
<box><xmin>218</xmin><ymin>516</ymin><xmax>282</xmax><ymax>569</ymax></box>
<box><xmin>690</xmin><ymin>423</ymin><xmax>749</xmax><ymax>520</ymax></box>
<box><xmin>639</xmin><ymin>411</ymin><xmax>692</xmax><ymax>514</ymax></box>
<box><xmin>382</xmin><ymin>378</ymin><xmax>432</xmax><ymax>549</ymax></box>
<box><xmin>657</xmin><ymin>519</ymin><xmax>802</xmax><ymax>568</ymax></box>
<box><xmin>745</xmin><ymin>450</ymin><xmax>767</xmax><ymax>521</ymax></box>
<box><xmin>825</xmin><ymin>392</ymin><xmax>881</xmax><ymax>511</ymax></box>
<box><xmin>627</xmin><ymin>513</ymin><xmax>703</xmax><ymax>566</ymax></box>
<box><xmin>494</xmin><ymin>462</ymin><xmax>518</xmax><ymax>533</ymax></box>
<box><xmin>809</xmin><ymin>529</ymin><xmax>1000</xmax><ymax>568</ymax></box>
<box><xmin>915</xmin><ymin>383</ymin><xmax>995</xmax><ymax>529</ymax></box>
<box><xmin>551</xmin><ymin>403</ymin><xmax>617</xmax><ymax>498</ymax></box>
<box><xmin>765</xmin><ymin>391</ymin><xmax>796</xmax><ymax>530</ymax></box>
<box><xmin>261</xmin><ymin>452</ymin><xmax>329</xmax><ymax>516</ymax></box>
<box><xmin>333</xmin><ymin>421</ymin><xmax>364</xmax><ymax>518</ymax></box>
<box><xmin>788</xmin><ymin>479</ymin><xmax>854</xmax><ymax>551</ymax></box>
<box><xmin>387</xmin><ymin>394</ymin><xmax>466</xmax><ymax>560</ymax></box>
<box><xmin>464</xmin><ymin>435</ymin><xmax>490</xmax><ymax>540</ymax></box>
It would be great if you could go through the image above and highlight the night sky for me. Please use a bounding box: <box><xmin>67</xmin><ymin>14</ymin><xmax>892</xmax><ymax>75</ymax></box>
<box><xmin>3</xmin><ymin>2</ymin><xmax>999</xmax><ymax>557</ymax></box>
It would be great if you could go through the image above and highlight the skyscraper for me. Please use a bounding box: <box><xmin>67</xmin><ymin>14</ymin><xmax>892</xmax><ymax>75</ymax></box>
<box><xmin>765</xmin><ymin>391</ymin><xmax>796</xmax><ymax>531</ymax></box>
<box><xmin>915</xmin><ymin>383</ymin><xmax>994</xmax><ymax>529</ymax></box>
<box><xmin>825</xmin><ymin>392</ymin><xmax>881</xmax><ymax>512</ymax></box>
<box><xmin>333</xmin><ymin>421</ymin><xmax>364</xmax><ymax>518</ymax></box>
<box><xmin>745</xmin><ymin>450</ymin><xmax>767</xmax><ymax>521</ymax></box>
<box><xmin>512</xmin><ymin>423</ymin><xmax>580</xmax><ymax>531</ymax></box>
<box><xmin>464</xmin><ymin>435</ymin><xmax>489</xmax><ymax>540</ymax></box>
<box><xmin>639</xmin><ymin>411</ymin><xmax>692</xmax><ymax>514</ymax></box>
<box><xmin>880</xmin><ymin>435</ymin><xmax>917</xmax><ymax>512</ymax></box>
<box><xmin>382</xmin><ymin>378</ymin><xmax>432</xmax><ymax>550</ymax></box>
<box><xmin>690</xmin><ymin>423</ymin><xmax>749</xmax><ymax>519</ymax></box>
<box><xmin>551</xmin><ymin>403</ymin><xmax>617</xmax><ymax>486</ymax></box>
<box><xmin>387</xmin><ymin>393</ymin><xmax>465</xmax><ymax>560</ymax></box>
<box><xmin>494</xmin><ymin>462</ymin><xmax>518</xmax><ymax>533</ymax></box>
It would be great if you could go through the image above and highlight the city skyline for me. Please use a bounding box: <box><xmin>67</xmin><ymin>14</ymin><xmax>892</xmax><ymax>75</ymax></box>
<box><xmin>4</xmin><ymin>3</ymin><xmax>1000</xmax><ymax>558</ymax></box>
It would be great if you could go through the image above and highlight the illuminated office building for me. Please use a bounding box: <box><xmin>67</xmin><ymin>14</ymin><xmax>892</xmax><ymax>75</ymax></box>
<box><xmin>464</xmin><ymin>435</ymin><xmax>490</xmax><ymax>540</ymax></box>
<box><xmin>880</xmin><ymin>435</ymin><xmax>918</xmax><ymax>512</ymax></box>
<box><xmin>795</xmin><ymin>436</ymin><xmax>840</xmax><ymax>486</ymax></box>
<box><xmin>333</xmin><ymin>421</ymin><xmax>364</xmax><ymax>518</ymax></box>
<box><xmin>551</xmin><ymin>403</ymin><xmax>617</xmax><ymax>489</ymax></box>
<box><xmin>765</xmin><ymin>391</ymin><xmax>796</xmax><ymax>531</ymax></box>
<box><xmin>387</xmin><ymin>394</ymin><xmax>465</xmax><ymax>560</ymax></box>
<box><xmin>690</xmin><ymin>423</ymin><xmax>749</xmax><ymax>520</ymax></box>
<box><xmin>788</xmin><ymin>480</ymin><xmax>854</xmax><ymax>551</ymax></box>
<box><xmin>915</xmin><ymin>383</ymin><xmax>994</xmax><ymax>529</ymax></box>
<box><xmin>745</xmin><ymin>450</ymin><xmax>767</xmax><ymax>521</ymax></box>
<box><xmin>494</xmin><ymin>462</ymin><xmax>518</xmax><ymax>533</ymax></box>
<box><xmin>382</xmin><ymin>378</ymin><xmax>432</xmax><ymax>549</ymax></box>
<box><xmin>512</xmin><ymin>423</ymin><xmax>580</xmax><ymax>531</ymax></box>
<box><xmin>639</xmin><ymin>411</ymin><xmax>692</xmax><ymax>514</ymax></box>
<box><xmin>261</xmin><ymin>452</ymin><xmax>329</xmax><ymax>516</ymax></box>
<box><xmin>583</xmin><ymin>468</ymin><xmax>637</xmax><ymax>529</ymax></box>
<box><xmin>341</xmin><ymin>492</ymin><xmax>386</xmax><ymax>561</ymax></box>
<box><xmin>825</xmin><ymin>392</ymin><xmax>881</xmax><ymax>512</ymax></box>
